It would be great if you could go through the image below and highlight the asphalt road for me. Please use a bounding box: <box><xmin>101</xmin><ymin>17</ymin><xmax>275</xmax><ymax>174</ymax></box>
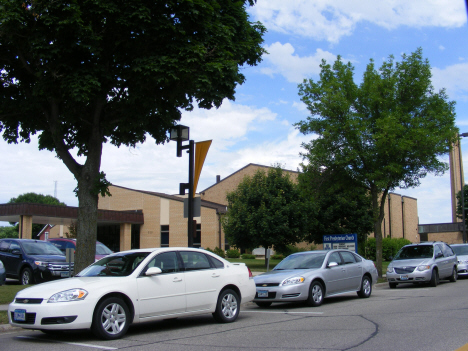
<box><xmin>2</xmin><ymin>278</ymin><xmax>468</xmax><ymax>351</ymax></box>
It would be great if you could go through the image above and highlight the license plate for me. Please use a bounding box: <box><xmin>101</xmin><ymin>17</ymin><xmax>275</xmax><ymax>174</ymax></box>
<box><xmin>400</xmin><ymin>275</ymin><xmax>409</xmax><ymax>281</ymax></box>
<box><xmin>14</xmin><ymin>309</ymin><xmax>26</xmax><ymax>322</ymax></box>
<box><xmin>61</xmin><ymin>271</ymin><xmax>70</xmax><ymax>277</ymax></box>
<box><xmin>258</xmin><ymin>290</ymin><xmax>268</xmax><ymax>297</ymax></box>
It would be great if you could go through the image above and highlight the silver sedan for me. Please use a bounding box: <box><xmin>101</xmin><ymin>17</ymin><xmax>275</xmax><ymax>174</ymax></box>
<box><xmin>451</xmin><ymin>244</ymin><xmax>468</xmax><ymax>276</ymax></box>
<box><xmin>253</xmin><ymin>250</ymin><xmax>378</xmax><ymax>307</ymax></box>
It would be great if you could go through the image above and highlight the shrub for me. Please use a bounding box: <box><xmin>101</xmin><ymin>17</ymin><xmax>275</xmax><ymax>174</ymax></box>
<box><xmin>241</xmin><ymin>254</ymin><xmax>256</xmax><ymax>259</ymax></box>
<box><xmin>275</xmin><ymin>244</ymin><xmax>314</xmax><ymax>257</ymax></box>
<box><xmin>213</xmin><ymin>247</ymin><xmax>225</xmax><ymax>258</ymax></box>
<box><xmin>271</xmin><ymin>254</ymin><xmax>284</xmax><ymax>260</ymax></box>
<box><xmin>364</xmin><ymin>237</ymin><xmax>412</xmax><ymax>261</ymax></box>
<box><xmin>204</xmin><ymin>247</ymin><xmax>214</xmax><ymax>253</ymax></box>
<box><xmin>226</xmin><ymin>249</ymin><xmax>240</xmax><ymax>258</ymax></box>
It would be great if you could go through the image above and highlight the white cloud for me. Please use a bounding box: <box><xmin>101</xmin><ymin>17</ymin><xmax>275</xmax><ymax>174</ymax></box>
<box><xmin>250</xmin><ymin>0</ymin><xmax>466</xmax><ymax>43</ymax></box>
<box><xmin>262</xmin><ymin>42</ymin><xmax>336</xmax><ymax>83</ymax></box>
<box><xmin>432</xmin><ymin>63</ymin><xmax>468</xmax><ymax>102</ymax></box>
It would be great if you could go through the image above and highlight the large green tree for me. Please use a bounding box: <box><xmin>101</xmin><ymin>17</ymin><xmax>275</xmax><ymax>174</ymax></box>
<box><xmin>0</xmin><ymin>0</ymin><xmax>266</xmax><ymax>272</ymax></box>
<box><xmin>298</xmin><ymin>165</ymin><xmax>373</xmax><ymax>249</ymax></box>
<box><xmin>223</xmin><ymin>166</ymin><xmax>310</xmax><ymax>260</ymax></box>
<box><xmin>296</xmin><ymin>48</ymin><xmax>457</xmax><ymax>276</ymax></box>
<box><xmin>8</xmin><ymin>192</ymin><xmax>66</xmax><ymax>237</ymax></box>
<box><xmin>456</xmin><ymin>184</ymin><xmax>468</xmax><ymax>231</ymax></box>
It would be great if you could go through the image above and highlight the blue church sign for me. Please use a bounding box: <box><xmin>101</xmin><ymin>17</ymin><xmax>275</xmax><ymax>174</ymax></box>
<box><xmin>322</xmin><ymin>234</ymin><xmax>358</xmax><ymax>253</ymax></box>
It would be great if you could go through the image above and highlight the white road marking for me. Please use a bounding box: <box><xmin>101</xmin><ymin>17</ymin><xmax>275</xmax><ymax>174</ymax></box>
<box><xmin>242</xmin><ymin>310</ymin><xmax>323</xmax><ymax>314</ymax></box>
<box><xmin>17</xmin><ymin>336</ymin><xmax>117</xmax><ymax>350</ymax></box>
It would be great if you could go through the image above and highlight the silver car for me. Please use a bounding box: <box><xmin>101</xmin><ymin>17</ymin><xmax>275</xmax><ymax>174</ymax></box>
<box><xmin>451</xmin><ymin>244</ymin><xmax>468</xmax><ymax>277</ymax></box>
<box><xmin>386</xmin><ymin>242</ymin><xmax>458</xmax><ymax>288</ymax></box>
<box><xmin>253</xmin><ymin>250</ymin><xmax>378</xmax><ymax>307</ymax></box>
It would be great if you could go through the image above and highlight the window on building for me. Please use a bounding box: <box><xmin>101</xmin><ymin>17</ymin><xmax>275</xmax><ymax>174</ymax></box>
<box><xmin>193</xmin><ymin>224</ymin><xmax>201</xmax><ymax>248</ymax></box>
<box><xmin>161</xmin><ymin>225</ymin><xmax>169</xmax><ymax>247</ymax></box>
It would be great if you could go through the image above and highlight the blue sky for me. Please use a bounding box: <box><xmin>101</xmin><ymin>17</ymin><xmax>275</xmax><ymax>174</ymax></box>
<box><xmin>1</xmin><ymin>0</ymin><xmax>468</xmax><ymax>226</ymax></box>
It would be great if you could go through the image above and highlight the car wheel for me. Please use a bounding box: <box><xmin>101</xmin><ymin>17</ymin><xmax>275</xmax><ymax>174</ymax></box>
<box><xmin>92</xmin><ymin>297</ymin><xmax>130</xmax><ymax>340</ymax></box>
<box><xmin>357</xmin><ymin>276</ymin><xmax>372</xmax><ymax>298</ymax></box>
<box><xmin>429</xmin><ymin>269</ymin><xmax>439</xmax><ymax>287</ymax></box>
<box><xmin>449</xmin><ymin>266</ymin><xmax>457</xmax><ymax>282</ymax></box>
<box><xmin>307</xmin><ymin>281</ymin><xmax>324</xmax><ymax>307</ymax></box>
<box><xmin>21</xmin><ymin>267</ymin><xmax>34</xmax><ymax>285</ymax></box>
<box><xmin>212</xmin><ymin>289</ymin><xmax>240</xmax><ymax>323</ymax></box>
<box><xmin>389</xmin><ymin>282</ymin><xmax>397</xmax><ymax>289</ymax></box>
<box><xmin>255</xmin><ymin>301</ymin><xmax>272</xmax><ymax>308</ymax></box>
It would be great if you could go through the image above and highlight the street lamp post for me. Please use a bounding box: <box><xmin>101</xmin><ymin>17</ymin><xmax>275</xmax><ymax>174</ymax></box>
<box><xmin>459</xmin><ymin>133</ymin><xmax>468</xmax><ymax>243</ymax></box>
<box><xmin>170</xmin><ymin>125</ymin><xmax>195</xmax><ymax>247</ymax></box>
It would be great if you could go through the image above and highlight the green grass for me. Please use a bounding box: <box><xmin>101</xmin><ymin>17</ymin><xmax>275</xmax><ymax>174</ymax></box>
<box><xmin>0</xmin><ymin>311</ymin><xmax>8</xmax><ymax>325</ymax></box>
<box><xmin>226</xmin><ymin>258</ymin><xmax>282</xmax><ymax>272</ymax></box>
<box><xmin>0</xmin><ymin>283</ymin><xmax>28</xmax><ymax>305</ymax></box>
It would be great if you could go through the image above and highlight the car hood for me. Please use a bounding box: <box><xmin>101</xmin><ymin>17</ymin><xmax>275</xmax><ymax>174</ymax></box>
<box><xmin>13</xmin><ymin>276</ymin><xmax>130</xmax><ymax>299</ymax></box>
<box><xmin>254</xmin><ymin>269</ymin><xmax>317</xmax><ymax>283</ymax></box>
<box><xmin>390</xmin><ymin>259</ymin><xmax>431</xmax><ymax>267</ymax></box>
<box><xmin>456</xmin><ymin>254</ymin><xmax>468</xmax><ymax>260</ymax></box>
<box><xmin>29</xmin><ymin>254</ymin><xmax>67</xmax><ymax>262</ymax></box>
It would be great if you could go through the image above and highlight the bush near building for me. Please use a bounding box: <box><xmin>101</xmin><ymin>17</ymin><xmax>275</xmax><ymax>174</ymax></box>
<box><xmin>226</xmin><ymin>249</ymin><xmax>241</xmax><ymax>258</ymax></box>
<box><xmin>365</xmin><ymin>237</ymin><xmax>412</xmax><ymax>261</ymax></box>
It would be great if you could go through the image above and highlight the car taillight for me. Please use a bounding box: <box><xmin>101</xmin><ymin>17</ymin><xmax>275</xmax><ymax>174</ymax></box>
<box><xmin>248</xmin><ymin>267</ymin><xmax>253</xmax><ymax>279</ymax></box>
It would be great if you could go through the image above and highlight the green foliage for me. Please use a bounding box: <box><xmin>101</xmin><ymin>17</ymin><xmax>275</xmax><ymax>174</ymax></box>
<box><xmin>364</xmin><ymin>237</ymin><xmax>412</xmax><ymax>261</ymax></box>
<box><xmin>223</xmin><ymin>166</ymin><xmax>310</xmax><ymax>253</ymax></box>
<box><xmin>275</xmin><ymin>244</ymin><xmax>316</xmax><ymax>257</ymax></box>
<box><xmin>298</xmin><ymin>166</ymin><xmax>373</xmax><ymax>244</ymax></box>
<box><xmin>456</xmin><ymin>184</ymin><xmax>468</xmax><ymax>226</ymax></box>
<box><xmin>205</xmin><ymin>247</ymin><xmax>225</xmax><ymax>258</ymax></box>
<box><xmin>296</xmin><ymin>48</ymin><xmax>457</xmax><ymax>276</ymax></box>
<box><xmin>241</xmin><ymin>254</ymin><xmax>256</xmax><ymax>259</ymax></box>
<box><xmin>226</xmin><ymin>249</ymin><xmax>241</xmax><ymax>258</ymax></box>
<box><xmin>0</xmin><ymin>226</ymin><xmax>18</xmax><ymax>239</ymax></box>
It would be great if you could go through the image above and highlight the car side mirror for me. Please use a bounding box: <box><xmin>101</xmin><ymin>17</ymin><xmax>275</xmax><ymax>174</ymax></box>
<box><xmin>11</xmin><ymin>249</ymin><xmax>21</xmax><ymax>256</ymax></box>
<box><xmin>327</xmin><ymin>261</ymin><xmax>339</xmax><ymax>268</ymax></box>
<box><xmin>435</xmin><ymin>252</ymin><xmax>443</xmax><ymax>259</ymax></box>
<box><xmin>145</xmin><ymin>267</ymin><xmax>162</xmax><ymax>276</ymax></box>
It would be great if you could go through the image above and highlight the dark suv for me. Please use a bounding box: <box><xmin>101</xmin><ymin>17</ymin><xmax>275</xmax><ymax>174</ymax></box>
<box><xmin>48</xmin><ymin>238</ymin><xmax>113</xmax><ymax>261</ymax></box>
<box><xmin>0</xmin><ymin>239</ymin><xmax>73</xmax><ymax>285</ymax></box>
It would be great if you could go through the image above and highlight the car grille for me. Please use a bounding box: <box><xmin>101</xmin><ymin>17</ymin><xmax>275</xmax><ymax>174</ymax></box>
<box><xmin>15</xmin><ymin>298</ymin><xmax>43</xmax><ymax>304</ymax></box>
<box><xmin>394</xmin><ymin>267</ymin><xmax>416</xmax><ymax>274</ymax></box>
<box><xmin>255</xmin><ymin>292</ymin><xmax>277</xmax><ymax>299</ymax></box>
<box><xmin>10</xmin><ymin>312</ymin><xmax>36</xmax><ymax>324</ymax></box>
<box><xmin>256</xmin><ymin>283</ymin><xmax>280</xmax><ymax>287</ymax></box>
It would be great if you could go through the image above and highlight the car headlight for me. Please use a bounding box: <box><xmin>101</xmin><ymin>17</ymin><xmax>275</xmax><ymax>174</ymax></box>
<box><xmin>48</xmin><ymin>289</ymin><xmax>88</xmax><ymax>303</ymax></box>
<box><xmin>34</xmin><ymin>261</ymin><xmax>50</xmax><ymax>267</ymax></box>
<box><xmin>281</xmin><ymin>277</ymin><xmax>305</xmax><ymax>286</ymax></box>
<box><xmin>417</xmin><ymin>265</ymin><xmax>431</xmax><ymax>271</ymax></box>
<box><xmin>386</xmin><ymin>267</ymin><xmax>394</xmax><ymax>273</ymax></box>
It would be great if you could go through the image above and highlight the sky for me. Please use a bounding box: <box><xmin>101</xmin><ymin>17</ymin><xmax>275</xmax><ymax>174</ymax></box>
<box><xmin>1</xmin><ymin>0</ymin><xmax>468</xmax><ymax>226</ymax></box>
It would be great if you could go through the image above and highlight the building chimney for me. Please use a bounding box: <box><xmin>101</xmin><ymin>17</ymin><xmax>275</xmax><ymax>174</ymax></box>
<box><xmin>216</xmin><ymin>175</ymin><xmax>221</xmax><ymax>183</ymax></box>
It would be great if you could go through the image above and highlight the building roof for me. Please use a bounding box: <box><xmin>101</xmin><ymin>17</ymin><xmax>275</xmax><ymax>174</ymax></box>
<box><xmin>199</xmin><ymin>163</ymin><xmax>299</xmax><ymax>193</ymax></box>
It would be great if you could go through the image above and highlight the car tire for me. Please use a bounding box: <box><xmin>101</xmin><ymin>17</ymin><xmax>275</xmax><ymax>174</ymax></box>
<box><xmin>357</xmin><ymin>276</ymin><xmax>372</xmax><ymax>298</ymax></box>
<box><xmin>449</xmin><ymin>266</ymin><xmax>457</xmax><ymax>282</ymax></box>
<box><xmin>429</xmin><ymin>269</ymin><xmax>439</xmax><ymax>287</ymax></box>
<box><xmin>306</xmin><ymin>281</ymin><xmax>324</xmax><ymax>307</ymax></box>
<box><xmin>92</xmin><ymin>297</ymin><xmax>131</xmax><ymax>340</ymax></box>
<box><xmin>255</xmin><ymin>301</ymin><xmax>272</xmax><ymax>308</ymax></box>
<box><xmin>389</xmin><ymin>282</ymin><xmax>397</xmax><ymax>289</ymax></box>
<box><xmin>212</xmin><ymin>289</ymin><xmax>240</xmax><ymax>323</ymax></box>
<box><xmin>20</xmin><ymin>267</ymin><xmax>34</xmax><ymax>285</ymax></box>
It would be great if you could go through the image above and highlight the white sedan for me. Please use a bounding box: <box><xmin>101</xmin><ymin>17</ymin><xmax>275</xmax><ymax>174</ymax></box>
<box><xmin>8</xmin><ymin>247</ymin><xmax>255</xmax><ymax>340</ymax></box>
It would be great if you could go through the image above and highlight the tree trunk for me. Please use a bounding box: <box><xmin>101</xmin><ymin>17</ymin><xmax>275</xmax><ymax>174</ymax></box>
<box><xmin>74</xmin><ymin>166</ymin><xmax>100</xmax><ymax>274</ymax></box>
<box><xmin>371</xmin><ymin>186</ymin><xmax>388</xmax><ymax>278</ymax></box>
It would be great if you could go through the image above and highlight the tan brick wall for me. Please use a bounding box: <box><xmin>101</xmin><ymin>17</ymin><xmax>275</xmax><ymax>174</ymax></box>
<box><xmin>428</xmin><ymin>232</ymin><xmax>462</xmax><ymax>245</ymax></box>
<box><xmin>378</xmin><ymin>193</ymin><xmax>418</xmax><ymax>243</ymax></box>
<box><xmin>403</xmin><ymin>197</ymin><xmax>419</xmax><ymax>243</ymax></box>
<box><xmin>201</xmin><ymin>164</ymin><xmax>298</xmax><ymax>206</ymax></box>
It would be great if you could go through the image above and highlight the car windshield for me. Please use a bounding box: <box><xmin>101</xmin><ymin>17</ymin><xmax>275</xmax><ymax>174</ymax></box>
<box><xmin>21</xmin><ymin>241</ymin><xmax>65</xmax><ymax>256</ymax></box>
<box><xmin>273</xmin><ymin>253</ymin><xmax>326</xmax><ymax>270</ymax></box>
<box><xmin>452</xmin><ymin>245</ymin><xmax>468</xmax><ymax>256</ymax></box>
<box><xmin>394</xmin><ymin>246</ymin><xmax>433</xmax><ymax>260</ymax></box>
<box><xmin>96</xmin><ymin>243</ymin><xmax>113</xmax><ymax>255</ymax></box>
<box><xmin>76</xmin><ymin>252</ymin><xmax>150</xmax><ymax>277</ymax></box>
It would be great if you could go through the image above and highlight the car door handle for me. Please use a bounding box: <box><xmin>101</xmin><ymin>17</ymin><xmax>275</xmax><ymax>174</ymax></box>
<box><xmin>212</xmin><ymin>273</ymin><xmax>220</xmax><ymax>278</ymax></box>
<box><xmin>173</xmin><ymin>277</ymin><xmax>183</xmax><ymax>282</ymax></box>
